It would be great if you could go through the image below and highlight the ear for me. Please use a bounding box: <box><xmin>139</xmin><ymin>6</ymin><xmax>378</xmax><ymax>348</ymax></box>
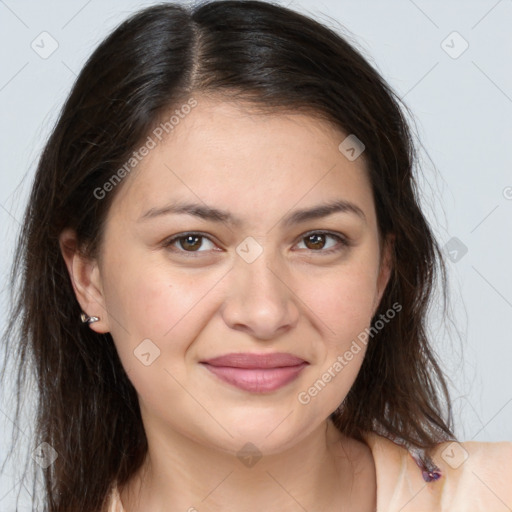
<box><xmin>372</xmin><ymin>233</ymin><xmax>395</xmax><ymax>316</ymax></box>
<box><xmin>59</xmin><ymin>228</ymin><xmax>110</xmax><ymax>333</ymax></box>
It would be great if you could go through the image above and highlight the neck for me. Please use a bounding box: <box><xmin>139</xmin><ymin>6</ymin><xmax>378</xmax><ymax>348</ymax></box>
<box><xmin>120</xmin><ymin>418</ymin><xmax>376</xmax><ymax>512</ymax></box>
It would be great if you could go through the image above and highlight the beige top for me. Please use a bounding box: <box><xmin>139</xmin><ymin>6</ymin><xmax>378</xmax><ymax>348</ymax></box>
<box><xmin>106</xmin><ymin>432</ymin><xmax>512</xmax><ymax>511</ymax></box>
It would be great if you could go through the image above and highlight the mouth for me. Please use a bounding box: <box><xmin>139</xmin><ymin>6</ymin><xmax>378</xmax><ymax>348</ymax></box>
<box><xmin>199</xmin><ymin>352</ymin><xmax>309</xmax><ymax>393</ymax></box>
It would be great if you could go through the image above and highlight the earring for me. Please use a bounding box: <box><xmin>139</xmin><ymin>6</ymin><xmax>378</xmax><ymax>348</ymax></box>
<box><xmin>80</xmin><ymin>312</ymin><xmax>100</xmax><ymax>324</ymax></box>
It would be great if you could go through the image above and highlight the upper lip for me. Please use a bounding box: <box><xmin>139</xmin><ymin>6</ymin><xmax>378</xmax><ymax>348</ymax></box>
<box><xmin>200</xmin><ymin>352</ymin><xmax>308</xmax><ymax>369</ymax></box>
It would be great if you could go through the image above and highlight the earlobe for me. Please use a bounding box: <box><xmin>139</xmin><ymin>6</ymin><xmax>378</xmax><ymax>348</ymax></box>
<box><xmin>373</xmin><ymin>234</ymin><xmax>395</xmax><ymax>315</ymax></box>
<box><xmin>59</xmin><ymin>228</ymin><xmax>110</xmax><ymax>333</ymax></box>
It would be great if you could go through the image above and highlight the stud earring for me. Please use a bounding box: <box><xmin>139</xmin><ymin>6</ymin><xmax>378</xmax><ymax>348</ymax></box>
<box><xmin>80</xmin><ymin>312</ymin><xmax>100</xmax><ymax>324</ymax></box>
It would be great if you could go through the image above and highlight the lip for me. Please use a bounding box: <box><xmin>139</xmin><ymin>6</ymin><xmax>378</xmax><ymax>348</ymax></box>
<box><xmin>200</xmin><ymin>352</ymin><xmax>309</xmax><ymax>393</ymax></box>
<box><xmin>202</xmin><ymin>352</ymin><xmax>307</xmax><ymax>368</ymax></box>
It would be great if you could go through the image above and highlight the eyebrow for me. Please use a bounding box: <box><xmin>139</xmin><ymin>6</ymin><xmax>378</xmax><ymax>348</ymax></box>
<box><xmin>138</xmin><ymin>198</ymin><xmax>366</xmax><ymax>226</ymax></box>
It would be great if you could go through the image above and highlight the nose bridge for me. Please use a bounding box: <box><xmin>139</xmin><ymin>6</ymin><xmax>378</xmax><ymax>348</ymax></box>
<box><xmin>235</xmin><ymin>236</ymin><xmax>286</xmax><ymax>301</ymax></box>
<box><xmin>222</xmin><ymin>236</ymin><xmax>299</xmax><ymax>338</ymax></box>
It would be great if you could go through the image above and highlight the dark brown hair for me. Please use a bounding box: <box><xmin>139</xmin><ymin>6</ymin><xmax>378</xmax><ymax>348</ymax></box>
<box><xmin>1</xmin><ymin>1</ymin><xmax>455</xmax><ymax>510</ymax></box>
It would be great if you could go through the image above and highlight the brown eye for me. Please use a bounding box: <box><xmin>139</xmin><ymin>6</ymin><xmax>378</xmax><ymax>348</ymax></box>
<box><xmin>164</xmin><ymin>233</ymin><xmax>217</xmax><ymax>254</ymax></box>
<box><xmin>295</xmin><ymin>231</ymin><xmax>348</xmax><ymax>254</ymax></box>
<box><xmin>304</xmin><ymin>233</ymin><xmax>328</xmax><ymax>250</ymax></box>
<box><xmin>178</xmin><ymin>235</ymin><xmax>203</xmax><ymax>251</ymax></box>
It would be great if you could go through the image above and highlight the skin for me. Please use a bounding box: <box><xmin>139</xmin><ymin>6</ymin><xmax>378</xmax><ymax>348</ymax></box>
<box><xmin>60</xmin><ymin>95</ymin><xmax>392</xmax><ymax>512</ymax></box>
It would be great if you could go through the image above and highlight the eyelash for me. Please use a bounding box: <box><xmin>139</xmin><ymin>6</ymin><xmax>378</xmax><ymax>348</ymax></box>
<box><xmin>162</xmin><ymin>230</ymin><xmax>350</xmax><ymax>257</ymax></box>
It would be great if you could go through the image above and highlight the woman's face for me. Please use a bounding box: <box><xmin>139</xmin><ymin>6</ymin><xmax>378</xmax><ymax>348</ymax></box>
<box><xmin>75</xmin><ymin>96</ymin><xmax>391</xmax><ymax>455</ymax></box>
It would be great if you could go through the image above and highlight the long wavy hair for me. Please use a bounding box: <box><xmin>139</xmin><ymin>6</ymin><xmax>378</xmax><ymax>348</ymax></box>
<box><xmin>1</xmin><ymin>1</ymin><xmax>455</xmax><ymax>510</ymax></box>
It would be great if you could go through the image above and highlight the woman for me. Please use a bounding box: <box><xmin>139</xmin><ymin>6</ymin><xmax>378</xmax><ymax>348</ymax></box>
<box><xmin>2</xmin><ymin>1</ymin><xmax>511</xmax><ymax>511</ymax></box>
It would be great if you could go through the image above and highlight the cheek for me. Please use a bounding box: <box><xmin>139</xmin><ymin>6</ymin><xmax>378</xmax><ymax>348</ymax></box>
<box><xmin>101</xmin><ymin>256</ymin><xmax>226</xmax><ymax>371</ymax></box>
<box><xmin>299</xmin><ymin>260</ymin><xmax>379</xmax><ymax>342</ymax></box>
<box><xmin>295</xmin><ymin>272</ymin><xmax>375</xmax><ymax>415</ymax></box>
<box><xmin>293</xmin><ymin>253</ymin><xmax>380</xmax><ymax>408</ymax></box>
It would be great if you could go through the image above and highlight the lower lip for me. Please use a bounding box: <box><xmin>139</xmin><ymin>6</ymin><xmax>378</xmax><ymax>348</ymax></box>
<box><xmin>201</xmin><ymin>362</ymin><xmax>308</xmax><ymax>393</ymax></box>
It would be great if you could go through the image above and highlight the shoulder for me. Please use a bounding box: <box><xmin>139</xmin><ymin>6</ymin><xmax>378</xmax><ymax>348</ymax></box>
<box><xmin>431</xmin><ymin>438</ymin><xmax>512</xmax><ymax>511</ymax></box>
<box><xmin>362</xmin><ymin>432</ymin><xmax>512</xmax><ymax>512</ymax></box>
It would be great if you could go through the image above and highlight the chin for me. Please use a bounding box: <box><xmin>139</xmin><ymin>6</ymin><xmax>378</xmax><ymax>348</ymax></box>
<box><xmin>211</xmin><ymin>409</ymin><xmax>317</xmax><ymax>453</ymax></box>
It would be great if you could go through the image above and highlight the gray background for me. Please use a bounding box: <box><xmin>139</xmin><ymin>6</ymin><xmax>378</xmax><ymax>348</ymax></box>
<box><xmin>1</xmin><ymin>0</ymin><xmax>511</xmax><ymax>508</ymax></box>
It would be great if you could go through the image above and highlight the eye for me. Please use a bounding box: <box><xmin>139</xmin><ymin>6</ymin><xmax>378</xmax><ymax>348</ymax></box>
<box><xmin>294</xmin><ymin>231</ymin><xmax>349</xmax><ymax>254</ymax></box>
<box><xmin>163</xmin><ymin>230</ymin><xmax>349</xmax><ymax>257</ymax></box>
<box><xmin>164</xmin><ymin>232</ymin><xmax>218</xmax><ymax>254</ymax></box>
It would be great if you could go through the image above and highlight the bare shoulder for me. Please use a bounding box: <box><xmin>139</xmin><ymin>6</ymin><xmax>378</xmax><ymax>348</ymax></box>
<box><xmin>353</xmin><ymin>431</ymin><xmax>512</xmax><ymax>510</ymax></box>
<box><xmin>432</xmin><ymin>438</ymin><xmax>512</xmax><ymax>469</ymax></box>
<box><xmin>430</xmin><ymin>439</ymin><xmax>512</xmax><ymax>509</ymax></box>
<box><xmin>432</xmin><ymin>438</ymin><xmax>512</xmax><ymax>478</ymax></box>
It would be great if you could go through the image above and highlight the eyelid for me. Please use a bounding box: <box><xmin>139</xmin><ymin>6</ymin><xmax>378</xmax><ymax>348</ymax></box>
<box><xmin>163</xmin><ymin>230</ymin><xmax>350</xmax><ymax>256</ymax></box>
<box><xmin>294</xmin><ymin>229</ymin><xmax>349</xmax><ymax>244</ymax></box>
<box><xmin>163</xmin><ymin>231</ymin><xmax>222</xmax><ymax>255</ymax></box>
<box><xmin>292</xmin><ymin>230</ymin><xmax>350</xmax><ymax>253</ymax></box>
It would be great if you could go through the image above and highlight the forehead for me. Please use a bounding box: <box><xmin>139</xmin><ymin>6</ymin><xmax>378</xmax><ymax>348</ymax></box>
<box><xmin>107</xmin><ymin>96</ymin><xmax>374</xmax><ymax>228</ymax></box>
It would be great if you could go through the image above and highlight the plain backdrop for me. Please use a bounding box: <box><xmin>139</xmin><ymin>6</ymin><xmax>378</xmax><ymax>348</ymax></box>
<box><xmin>1</xmin><ymin>0</ymin><xmax>511</xmax><ymax>508</ymax></box>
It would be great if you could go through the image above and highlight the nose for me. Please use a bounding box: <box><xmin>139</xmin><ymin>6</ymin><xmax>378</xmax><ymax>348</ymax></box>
<box><xmin>221</xmin><ymin>248</ymin><xmax>300</xmax><ymax>340</ymax></box>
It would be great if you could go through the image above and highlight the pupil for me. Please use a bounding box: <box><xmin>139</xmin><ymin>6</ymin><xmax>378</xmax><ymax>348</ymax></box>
<box><xmin>307</xmin><ymin>234</ymin><xmax>325</xmax><ymax>250</ymax></box>
<box><xmin>182</xmin><ymin>235</ymin><xmax>201</xmax><ymax>251</ymax></box>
